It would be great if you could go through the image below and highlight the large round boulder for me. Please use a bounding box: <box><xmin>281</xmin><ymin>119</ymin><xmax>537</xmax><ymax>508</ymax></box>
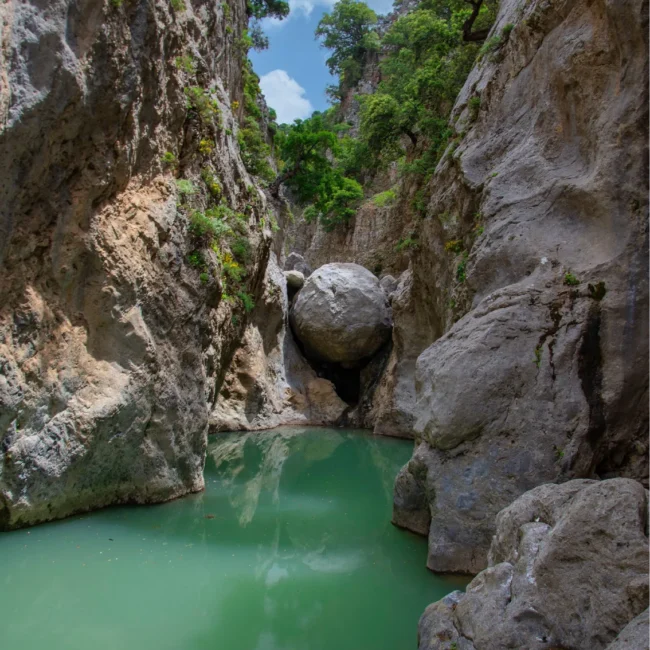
<box><xmin>290</xmin><ymin>263</ymin><xmax>392</xmax><ymax>364</ymax></box>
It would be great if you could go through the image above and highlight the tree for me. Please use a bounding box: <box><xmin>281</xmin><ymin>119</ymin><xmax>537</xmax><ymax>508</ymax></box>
<box><xmin>357</xmin><ymin>1</ymin><xmax>494</xmax><ymax>169</ymax></box>
<box><xmin>247</xmin><ymin>0</ymin><xmax>290</xmax><ymax>20</ymax></box>
<box><xmin>271</xmin><ymin>113</ymin><xmax>364</xmax><ymax>230</ymax></box>
<box><xmin>315</xmin><ymin>0</ymin><xmax>378</xmax><ymax>82</ymax></box>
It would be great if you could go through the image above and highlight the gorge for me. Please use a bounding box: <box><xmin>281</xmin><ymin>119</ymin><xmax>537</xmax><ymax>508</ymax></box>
<box><xmin>0</xmin><ymin>0</ymin><xmax>648</xmax><ymax>648</ymax></box>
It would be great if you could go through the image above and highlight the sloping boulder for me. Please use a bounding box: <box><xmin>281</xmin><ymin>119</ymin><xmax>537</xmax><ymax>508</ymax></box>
<box><xmin>418</xmin><ymin>479</ymin><xmax>649</xmax><ymax>650</ymax></box>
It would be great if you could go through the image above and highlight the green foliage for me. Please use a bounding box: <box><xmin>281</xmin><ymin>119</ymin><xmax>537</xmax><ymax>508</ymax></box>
<box><xmin>175</xmin><ymin>55</ymin><xmax>196</xmax><ymax>74</ymax></box>
<box><xmin>238</xmin><ymin>61</ymin><xmax>274</xmax><ymax>181</ymax></box>
<box><xmin>176</xmin><ymin>179</ymin><xmax>197</xmax><ymax>196</ymax></box>
<box><xmin>274</xmin><ymin>112</ymin><xmax>363</xmax><ymax>229</ymax></box>
<box><xmin>161</xmin><ymin>151</ymin><xmax>178</xmax><ymax>167</ymax></box>
<box><xmin>238</xmin><ymin>118</ymin><xmax>274</xmax><ymax>180</ymax></box>
<box><xmin>199</xmin><ymin>272</ymin><xmax>210</xmax><ymax>284</ymax></box>
<box><xmin>221</xmin><ymin>253</ymin><xmax>245</xmax><ymax>284</ymax></box>
<box><xmin>170</xmin><ymin>0</ymin><xmax>185</xmax><ymax>11</ymax></box>
<box><xmin>372</xmin><ymin>189</ymin><xmax>397</xmax><ymax>207</ymax></box>
<box><xmin>188</xmin><ymin>209</ymin><xmax>233</xmax><ymax>242</ymax></box>
<box><xmin>479</xmin><ymin>34</ymin><xmax>501</xmax><ymax>58</ymax></box>
<box><xmin>456</xmin><ymin>252</ymin><xmax>469</xmax><ymax>282</ymax></box>
<box><xmin>468</xmin><ymin>94</ymin><xmax>481</xmax><ymax>121</ymax></box>
<box><xmin>249</xmin><ymin>22</ymin><xmax>270</xmax><ymax>51</ymax></box>
<box><xmin>236</xmin><ymin>290</ymin><xmax>256</xmax><ymax>313</ymax></box>
<box><xmin>444</xmin><ymin>239</ymin><xmax>463</xmax><ymax>253</ymax></box>
<box><xmin>315</xmin><ymin>0</ymin><xmax>378</xmax><ymax>84</ymax></box>
<box><xmin>110</xmin><ymin>0</ymin><xmax>124</xmax><ymax>8</ymax></box>
<box><xmin>187</xmin><ymin>250</ymin><xmax>206</xmax><ymax>269</ymax></box>
<box><xmin>395</xmin><ymin>236</ymin><xmax>419</xmax><ymax>252</ymax></box>
<box><xmin>564</xmin><ymin>271</ymin><xmax>580</xmax><ymax>286</ymax></box>
<box><xmin>247</xmin><ymin>0</ymin><xmax>290</xmax><ymax>20</ymax></box>
<box><xmin>184</xmin><ymin>86</ymin><xmax>221</xmax><ymax>124</ymax></box>
<box><xmin>534</xmin><ymin>345</ymin><xmax>542</xmax><ymax>368</ymax></box>
<box><xmin>230</xmin><ymin>235</ymin><xmax>252</xmax><ymax>263</ymax></box>
<box><xmin>355</xmin><ymin>1</ymin><xmax>494</xmax><ymax>172</ymax></box>
<box><xmin>199</xmin><ymin>139</ymin><xmax>214</xmax><ymax>155</ymax></box>
<box><xmin>201</xmin><ymin>169</ymin><xmax>222</xmax><ymax>198</ymax></box>
<box><xmin>553</xmin><ymin>445</ymin><xmax>564</xmax><ymax>460</ymax></box>
<box><xmin>502</xmin><ymin>23</ymin><xmax>514</xmax><ymax>37</ymax></box>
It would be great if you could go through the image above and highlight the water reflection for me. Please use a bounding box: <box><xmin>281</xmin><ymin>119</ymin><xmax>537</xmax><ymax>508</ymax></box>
<box><xmin>0</xmin><ymin>427</ymin><xmax>468</xmax><ymax>650</ymax></box>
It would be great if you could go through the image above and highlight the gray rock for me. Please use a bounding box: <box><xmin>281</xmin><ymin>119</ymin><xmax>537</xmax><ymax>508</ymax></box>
<box><xmin>605</xmin><ymin>609</ymin><xmax>649</xmax><ymax>650</ymax></box>
<box><xmin>284</xmin><ymin>270</ymin><xmax>305</xmax><ymax>291</ymax></box>
<box><xmin>211</xmin><ymin>255</ymin><xmax>347</xmax><ymax>432</ymax></box>
<box><xmin>380</xmin><ymin>274</ymin><xmax>398</xmax><ymax>296</ymax></box>
<box><xmin>290</xmin><ymin>263</ymin><xmax>392</xmax><ymax>364</ymax></box>
<box><xmin>393</xmin><ymin>0</ymin><xmax>649</xmax><ymax>573</ymax></box>
<box><xmin>284</xmin><ymin>252</ymin><xmax>312</xmax><ymax>278</ymax></box>
<box><xmin>418</xmin><ymin>479</ymin><xmax>649</xmax><ymax>650</ymax></box>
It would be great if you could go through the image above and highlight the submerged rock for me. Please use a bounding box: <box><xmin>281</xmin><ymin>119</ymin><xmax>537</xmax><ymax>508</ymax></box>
<box><xmin>418</xmin><ymin>479</ymin><xmax>649</xmax><ymax>650</ymax></box>
<box><xmin>290</xmin><ymin>263</ymin><xmax>392</xmax><ymax>364</ymax></box>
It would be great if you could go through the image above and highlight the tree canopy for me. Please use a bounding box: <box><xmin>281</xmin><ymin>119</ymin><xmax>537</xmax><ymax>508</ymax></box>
<box><xmin>272</xmin><ymin>113</ymin><xmax>364</xmax><ymax>231</ymax></box>
<box><xmin>315</xmin><ymin>0</ymin><xmax>378</xmax><ymax>85</ymax></box>
<box><xmin>247</xmin><ymin>0</ymin><xmax>290</xmax><ymax>20</ymax></box>
<box><xmin>268</xmin><ymin>0</ymin><xmax>498</xmax><ymax>230</ymax></box>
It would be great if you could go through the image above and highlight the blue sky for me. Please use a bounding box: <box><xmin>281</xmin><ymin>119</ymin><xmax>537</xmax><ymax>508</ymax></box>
<box><xmin>251</xmin><ymin>0</ymin><xmax>395</xmax><ymax>124</ymax></box>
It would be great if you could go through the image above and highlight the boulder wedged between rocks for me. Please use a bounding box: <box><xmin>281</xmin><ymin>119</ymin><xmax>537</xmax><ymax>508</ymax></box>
<box><xmin>290</xmin><ymin>262</ymin><xmax>392</xmax><ymax>365</ymax></box>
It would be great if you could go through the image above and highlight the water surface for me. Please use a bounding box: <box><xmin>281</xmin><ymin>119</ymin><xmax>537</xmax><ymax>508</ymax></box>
<box><xmin>0</xmin><ymin>427</ymin><xmax>467</xmax><ymax>649</ymax></box>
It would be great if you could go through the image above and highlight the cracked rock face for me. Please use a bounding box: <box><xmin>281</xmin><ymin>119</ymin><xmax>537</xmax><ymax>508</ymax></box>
<box><xmin>0</xmin><ymin>0</ymin><xmax>271</xmax><ymax>528</ymax></box>
<box><xmin>290</xmin><ymin>263</ymin><xmax>392</xmax><ymax>365</ymax></box>
<box><xmin>418</xmin><ymin>479</ymin><xmax>649</xmax><ymax>650</ymax></box>
<box><xmin>393</xmin><ymin>0</ymin><xmax>649</xmax><ymax>572</ymax></box>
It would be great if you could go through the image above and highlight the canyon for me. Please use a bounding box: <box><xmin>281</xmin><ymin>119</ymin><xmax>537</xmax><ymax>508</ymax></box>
<box><xmin>0</xmin><ymin>0</ymin><xmax>648</xmax><ymax>648</ymax></box>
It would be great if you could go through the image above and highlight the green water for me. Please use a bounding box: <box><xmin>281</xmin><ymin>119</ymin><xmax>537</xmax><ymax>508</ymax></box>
<box><xmin>0</xmin><ymin>427</ymin><xmax>467</xmax><ymax>650</ymax></box>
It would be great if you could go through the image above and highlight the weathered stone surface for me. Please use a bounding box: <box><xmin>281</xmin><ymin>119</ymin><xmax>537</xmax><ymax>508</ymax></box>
<box><xmin>290</xmin><ymin>263</ymin><xmax>392</xmax><ymax>364</ymax></box>
<box><xmin>284</xmin><ymin>270</ymin><xmax>305</xmax><ymax>291</ymax></box>
<box><xmin>380</xmin><ymin>274</ymin><xmax>398</xmax><ymax>296</ymax></box>
<box><xmin>418</xmin><ymin>479</ymin><xmax>649</xmax><ymax>650</ymax></box>
<box><xmin>211</xmin><ymin>255</ymin><xmax>347</xmax><ymax>432</ymax></box>
<box><xmin>393</xmin><ymin>0</ymin><xmax>649</xmax><ymax>570</ymax></box>
<box><xmin>605</xmin><ymin>609</ymin><xmax>649</xmax><ymax>650</ymax></box>
<box><xmin>0</xmin><ymin>0</ymin><xmax>272</xmax><ymax>528</ymax></box>
<box><xmin>284</xmin><ymin>252</ymin><xmax>312</xmax><ymax>278</ymax></box>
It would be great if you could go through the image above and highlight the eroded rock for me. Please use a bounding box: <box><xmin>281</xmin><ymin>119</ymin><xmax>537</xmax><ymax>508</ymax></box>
<box><xmin>284</xmin><ymin>252</ymin><xmax>312</xmax><ymax>278</ymax></box>
<box><xmin>418</xmin><ymin>479</ymin><xmax>649</xmax><ymax>650</ymax></box>
<box><xmin>211</xmin><ymin>255</ymin><xmax>347</xmax><ymax>431</ymax></box>
<box><xmin>393</xmin><ymin>0</ymin><xmax>649</xmax><ymax>571</ymax></box>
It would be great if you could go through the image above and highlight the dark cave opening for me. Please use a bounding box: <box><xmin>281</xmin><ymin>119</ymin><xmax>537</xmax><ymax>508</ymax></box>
<box><xmin>289</xmin><ymin>329</ymin><xmax>363</xmax><ymax>405</ymax></box>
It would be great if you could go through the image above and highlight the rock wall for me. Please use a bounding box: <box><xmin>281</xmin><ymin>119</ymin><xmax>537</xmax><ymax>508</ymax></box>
<box><xmin>392</xmin><ymin>0</ymin><xmax>649</xmax><ymax>573</ymax></box>
<box><xmin>0</xmin><ymin>0</ymin><xmax>274</xmax><ymax>528</ymax></box>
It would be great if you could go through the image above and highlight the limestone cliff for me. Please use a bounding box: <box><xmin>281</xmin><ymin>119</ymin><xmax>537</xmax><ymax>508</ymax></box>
<box><xmin>0</xmin><ymin>0</ymin><xmax>274</xmax><ymax>528</ymax></box>
<box><xmin>391</xmin><ymin>0</ymin><xmax>649</xmax><ymax>572</ymax></box>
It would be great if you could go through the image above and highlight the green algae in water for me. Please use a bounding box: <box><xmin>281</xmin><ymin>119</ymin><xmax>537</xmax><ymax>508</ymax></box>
<box><xmin>0</xmin><ymin>427</ymin><xmax>469</xmax><ymax>649</ymax></box>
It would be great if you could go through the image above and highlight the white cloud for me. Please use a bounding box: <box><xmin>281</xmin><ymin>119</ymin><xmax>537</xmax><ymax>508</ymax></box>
<box><xmin>260</xmin><ymin>70</ymin><xmax>314</xmax><ymax>124</ymax></box>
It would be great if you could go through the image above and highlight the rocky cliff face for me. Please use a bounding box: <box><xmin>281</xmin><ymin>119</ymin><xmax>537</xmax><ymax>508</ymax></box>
<box><xmin>0</xmin><ymin>0</ymin><xmax>274</xmax><ymax>528</ymax></box>
<box><xmin>392</xmin><ymin>0</ymin><xmax>649</xmax><ymax>573</ymax></box>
